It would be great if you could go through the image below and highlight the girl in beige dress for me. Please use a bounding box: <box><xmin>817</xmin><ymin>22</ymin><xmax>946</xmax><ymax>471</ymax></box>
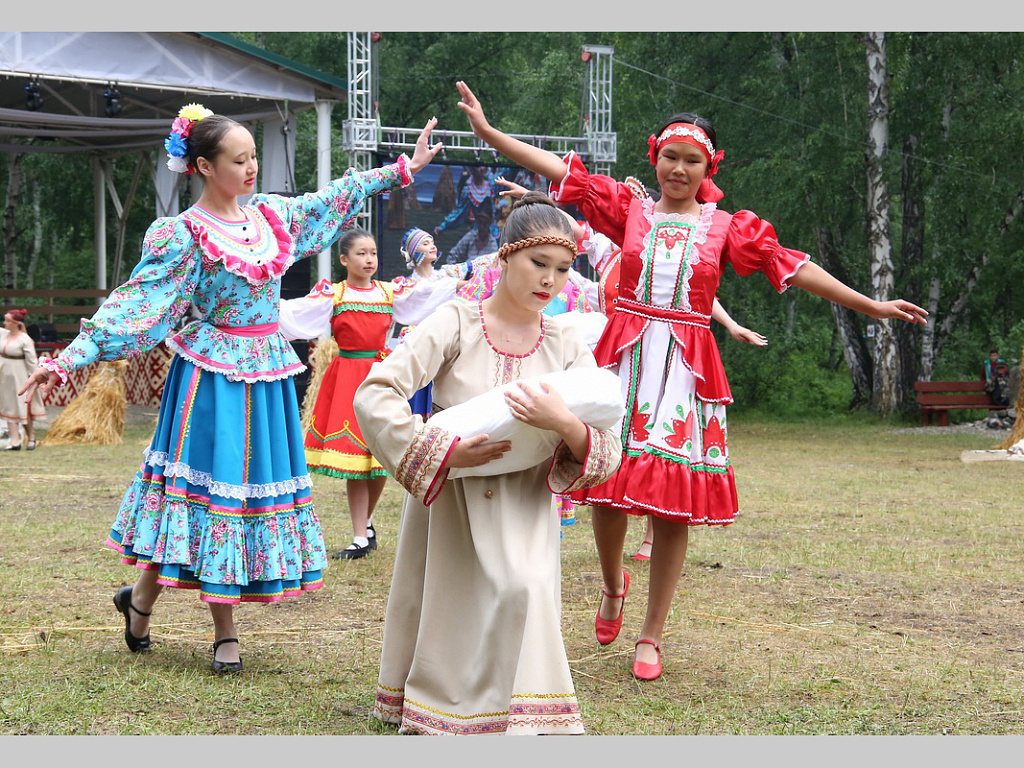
<box><xmin>1</xmin><ymin>309</ymin><xmax>45</xmax><ymax>450</ymax></box>
<box><xmin>354</xmin><ymin>194</ymin><xmax>623</xmax><ymax>735</ymax></box>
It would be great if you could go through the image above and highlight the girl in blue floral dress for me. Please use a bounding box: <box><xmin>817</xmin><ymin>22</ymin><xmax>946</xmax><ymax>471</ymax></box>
<box><xmin>20</xmin><ymin>104</ymin><xmax>443</xmax><ymax>673</ymax></box>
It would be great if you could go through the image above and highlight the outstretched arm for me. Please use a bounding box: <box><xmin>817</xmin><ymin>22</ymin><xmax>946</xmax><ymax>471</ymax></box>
<box><xmin>789</xmin><ymin>261</ymin><xmax>928</xmax><ymax>324</ymax></box>
<box><xmin>711</xmin><ymin>298</ymin><xmax>768</xmax><ymax>346</ymax></box>
<box><xmin>456</xmin><ymin>81</ymin><xmax>568</xmax><ymax>184</ymax></box>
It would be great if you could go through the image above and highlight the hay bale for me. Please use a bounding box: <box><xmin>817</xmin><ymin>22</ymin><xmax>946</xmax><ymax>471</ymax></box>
<box><xmin>42</xmin><ymin>361</ymin><xmax>128</xmax><ymax>446</ymax></box>
<box><xmin>300</xmin><ymin>337</ymin><xmax>338</xmax><ymax>433</ymax></box>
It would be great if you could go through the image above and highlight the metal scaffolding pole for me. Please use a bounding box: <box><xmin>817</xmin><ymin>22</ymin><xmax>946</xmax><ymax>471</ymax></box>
<box><xmin>582</xmin><ymin>44</ymin><xmax>616</xmax><ymax>176</ymax></box>
<box><xmin>345</xmin><ymin>34</ymin><xmax>618</xmax><ymax>238</ymax></box>
<box><xmin>344</xmin><ymin>31</ymin><xmax>378</xmax><ymax>234</ymax></box>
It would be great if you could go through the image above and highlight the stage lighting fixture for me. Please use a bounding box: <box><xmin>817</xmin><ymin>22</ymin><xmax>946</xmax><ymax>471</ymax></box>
<box><xmin>104</xmin><ymin>85</ymin><xmax>122</xmax><ymax>117</ymax></box>
<box><xmin>25</xmin><ymin>80</ymin><xmax>43</xmax><ymax>111</ymax></box>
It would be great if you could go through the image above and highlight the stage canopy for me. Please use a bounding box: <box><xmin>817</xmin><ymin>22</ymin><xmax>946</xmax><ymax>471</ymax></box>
<box><xmin>0</xmin><ymin>32</ymin><xmax>349</xmax><ymax>285</ymax></box>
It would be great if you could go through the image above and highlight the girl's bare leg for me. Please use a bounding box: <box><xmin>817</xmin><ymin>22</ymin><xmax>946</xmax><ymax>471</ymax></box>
<box><xmin>591</xmin><ymin>505</ymin><xmax>629</xmax><ymax>620</ymax></box>
<box><xmin>366</xmin><ymin>475</ymin><xmax>387</xmax><ymax>528</ymax></box>
<box><xmin>633</xmin><ymin>515</ymin><xmax>655</xmax><ymax>559</ymax></box>
<box><xmin>128</xmin><ymin>568</ymin><xmax>164</xmax><ymax>639</ymax></box>
<box><xmin>346</xmin><ymin>478</ymin><xmax>381</xmax><ymax>540</ymax></box>
<box><xmin>5</xmin><ymin>419</ymin><xmax>21</xmax><ymax>447</ymax></box>
<box><xmin>346</xmin><ymin>479</ymin><xmax>369</xmax><ymax>540</ymax></box>
<box><xmin>209</xmin><ymin>603</ymin><xmax>240</xmax><ymax>663</ymax></box>
<box><xmin>634</xmin><ymin>516</ymin><xmax>689</xmax><ymax>665</ymax></box>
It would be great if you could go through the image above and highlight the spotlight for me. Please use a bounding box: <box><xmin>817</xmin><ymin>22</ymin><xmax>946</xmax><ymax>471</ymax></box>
<box><xmin>25</xmin><ymin>79</ymin><xmax>43</xmax><ymax>111</ymax></box>
<box><xmin>104</xmin><ymin>85</ymin><xmax>122</xmax><ymax>117</ymax></box>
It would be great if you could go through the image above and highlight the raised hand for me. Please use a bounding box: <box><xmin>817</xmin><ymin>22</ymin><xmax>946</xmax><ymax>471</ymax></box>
<box><xmin>456</xmin><ymin>81</ymin><xmax>491</xmax><ymax>138</ymax></box>
<box><xmin>495</xmin><ymin>176</ymin><xmax>529</xmax><ymax>199</ymax></box>
<box><xmin>409</xmin><ymin>117</ymin><xmax>444</xmax><ymax>174</ymax></box>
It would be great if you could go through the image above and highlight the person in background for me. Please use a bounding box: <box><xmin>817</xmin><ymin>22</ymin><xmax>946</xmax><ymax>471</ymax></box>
<box><xmin>1</xmin><ymin>308</ymin><xmax>45</xmax><ymax>450</ymax></box>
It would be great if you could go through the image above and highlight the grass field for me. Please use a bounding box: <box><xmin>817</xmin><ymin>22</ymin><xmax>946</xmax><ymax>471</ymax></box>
<box><xmin>1</xmin><ymin>409</ymin><xmax>1021</xmax><ymax>736</ymax></box>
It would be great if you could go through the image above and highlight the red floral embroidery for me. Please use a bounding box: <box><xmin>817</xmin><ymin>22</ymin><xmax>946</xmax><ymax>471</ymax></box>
<box><xmin>704</xmin><ymin>414</ymin><xmax>726</xmax><ymax>457</ymax></box>
<box><xmin>628</xmin><ymin>399</ymin><xmax>651</xmax><ymax>443</ymax></box>
<box><xmin>663</xmin><ymin>406</ymin><xmax>694</xmax><ymax>450</ymax></box>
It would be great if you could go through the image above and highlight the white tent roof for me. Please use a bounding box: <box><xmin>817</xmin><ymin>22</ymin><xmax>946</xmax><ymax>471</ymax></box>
<box><xmin>0</xmin><ymin>31</ymin><xmax>348</xmax><ymax>155</ymax></box>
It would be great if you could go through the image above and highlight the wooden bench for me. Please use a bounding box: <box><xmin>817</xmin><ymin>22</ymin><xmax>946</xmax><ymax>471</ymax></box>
<box><xmin>914</xmin><ymin>380</ymin><xmax>1003</xmax><ymax>426</ymax></box>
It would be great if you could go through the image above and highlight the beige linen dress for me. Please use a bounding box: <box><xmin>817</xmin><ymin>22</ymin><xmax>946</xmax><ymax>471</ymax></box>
<box><xmin>355</xmin><ymin>300</ymin><xmax>621</xmax><ymax>735</ymax></box>
<box><xmin>0</xmin><ymin>329</ymin><xmax>46</xmax><ymax>424</ymax></box>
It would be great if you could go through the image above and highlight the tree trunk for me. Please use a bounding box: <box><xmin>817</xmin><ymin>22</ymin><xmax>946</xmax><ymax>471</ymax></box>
<box><xmin>864</xmin><ymin>31</ymin><xmax>900</xmax><ymax>415</ymax></box>
<box><xmin>896</xmin><ymin>131</ymin><xmax>925</xmax><ymax>406</ymax></box>
<box><xmin>3</xmin><ymin>152</ymin><xmax>23</xmax><ymax>289</ymax></box>
<box><xmin>25</xmin><ymin>178</ymin><xmax>42</xmax><ymax>289</ymax></box>
<box><xmin>932</xmin><ymin>184</ymin><xmax>1024</xmax><ymax>366</ymax></box>
<box><xmin>918</xmin><ymin>272</ymin><xmax>941</xmax><ymax>382</ymax></box>
<box><xmin>817</xmin><ymin>226</ymin><xmax>873</xmax><ymax>408</ymax></box>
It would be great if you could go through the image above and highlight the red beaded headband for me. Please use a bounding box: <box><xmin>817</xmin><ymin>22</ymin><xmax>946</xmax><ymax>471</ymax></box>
<box><xmin>497</xmin><ymin>235</ymin><xmax>578</xmax><ymax>261</ymax></box>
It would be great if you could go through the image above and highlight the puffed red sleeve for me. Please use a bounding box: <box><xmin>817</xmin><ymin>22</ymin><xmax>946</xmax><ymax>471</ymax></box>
<box><xmin>723</xmin><ymin>209</ymin><xmax>811</xmax><ymax>293</ymax></box>
<box><xmin>548</xmin><ymin>151</ymin><xmax>632</xmax><ymax>247</ymax></box>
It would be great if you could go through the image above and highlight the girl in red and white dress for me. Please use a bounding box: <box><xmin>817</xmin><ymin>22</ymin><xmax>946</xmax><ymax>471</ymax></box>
<box><xmin>280</xmin><ymin>228</ymin><xmax>457</xmax><ymax>560</ymax></box>
<box><xmin>456</xmin><ymin>80</ymin><xmax>928</xmax><ymax>680</ymax></box>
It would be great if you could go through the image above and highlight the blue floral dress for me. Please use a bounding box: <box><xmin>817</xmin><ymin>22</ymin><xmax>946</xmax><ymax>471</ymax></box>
<box><xmin>43</xmin><ymin>158</ymin><xmax>414</xmax><ymax>603</ymax></box>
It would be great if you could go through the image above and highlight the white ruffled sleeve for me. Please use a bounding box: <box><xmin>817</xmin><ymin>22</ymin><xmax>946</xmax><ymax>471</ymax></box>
<box><xmin>278</xmin><ymin>279</ymin><xmax>334</xmax><ymax>341</ymax></box>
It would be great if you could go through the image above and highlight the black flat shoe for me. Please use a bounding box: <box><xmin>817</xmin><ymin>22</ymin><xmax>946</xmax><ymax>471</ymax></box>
<box><xmin>211</xmin><ymin>638</ymin><xmax>242</xmax><ymax>674</ymax></box>
<box><xmin>367</xmin><ymin>522</ymin><xmax>378</xmax><ymax>551</ymax></box>
<box><xmin>331</xmin><ymin>541</ymin><xmax>371</xmax><ymax>560</ymax></box>
<box><xmin>113</xmin><ymin>585</ymin><xmax>151</xmax><ymax>653</ymax></box>
<box><xmin>3</xmin><ymin>444</ymin><xmax>20</xmax><ymax>451</ymax></box>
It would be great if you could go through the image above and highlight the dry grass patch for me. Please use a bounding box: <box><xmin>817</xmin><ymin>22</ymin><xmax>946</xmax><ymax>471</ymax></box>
<box><xmin>1</xmin><ymin>410</ymin><xmax>1022</xmax><ymax>734</ymax></box>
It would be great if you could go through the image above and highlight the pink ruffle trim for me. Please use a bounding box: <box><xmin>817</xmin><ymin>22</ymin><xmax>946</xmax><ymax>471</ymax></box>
<box><xmin>39</xmin><ymin>358</ymin><xmax>69</xmax><ymax>385</ymax></box>
<box><xmin>187</xmin><ymin>203</ymin><xmax>294</xmax><ymax>284</ymax></box>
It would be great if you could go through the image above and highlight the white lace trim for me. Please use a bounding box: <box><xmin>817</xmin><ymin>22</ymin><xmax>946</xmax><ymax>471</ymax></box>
<box><xmin>656</xmin><ymin>125</ymin><xmax>715</xmax><ymax>157</ymax></box>
<box><xmin>144</xmin><ymin>449</ymin><xmax>313</xmax><ymax>500</ymax></box>
<box><xmin>39</xmin><ymin>357</ymin><xmax>68</xmax><ymax>385</ymax></box>
<box><xmin>777</xmin><ymin>252</ymin><xmax>811</xmax><ymax>294</ymax></box>
<box><xmin>165</xmin><ymin>338</ymin><xmax>302</xmax><ymax>383</ymax></box>
<box><xmin>579</xmin><ymin>491</ymin><xmax>739</xmax><ymax>523</ymax></box>
<box><xmin>635</xmin><ymin>200</ymin><xmax>716</xmax><ymax>307</ymax></box>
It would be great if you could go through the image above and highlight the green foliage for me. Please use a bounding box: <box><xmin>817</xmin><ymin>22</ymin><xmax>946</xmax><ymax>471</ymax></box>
<box><xmin>6</xmin><ymin>32</ymin><xmax>1024</xmax><ymax>413</ymax></box>
<box><xmin>721</xmin><ymin>314</ymin><xmax>853</xmax><ymax>418</ymax></box>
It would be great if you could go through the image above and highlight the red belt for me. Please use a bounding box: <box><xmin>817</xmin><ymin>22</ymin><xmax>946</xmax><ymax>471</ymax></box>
<box><xmin>614</xmin><ymin>299</ymin><xmax>710</xmax><ymax>328</ymax></box>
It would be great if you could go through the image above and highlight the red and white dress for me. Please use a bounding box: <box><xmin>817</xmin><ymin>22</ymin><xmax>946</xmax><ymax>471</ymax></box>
<box><xmin>280</xmin><ymin>277</ymin><xmax>457</xmax><ymax>479</ymax></box>
<box><xmin>552</xmin><ymin>152</ymin><xmax>809</xmax><ymax>525</ymax></box>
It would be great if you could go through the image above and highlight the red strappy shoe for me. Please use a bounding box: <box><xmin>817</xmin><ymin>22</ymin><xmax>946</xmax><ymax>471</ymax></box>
<box><xmin>632</xmin><ymin>639</ymin><xmax>662</xmax><ymax>681</ymax></box>
<box><xmin>595</xmin><ymin>569</ymin><xmax>630</xmax><ymax>645</ymax></box>
<box><xmin>631</xmin><ymin>538</ymin><xmax>653</xmax><ymax>562</ymax></box>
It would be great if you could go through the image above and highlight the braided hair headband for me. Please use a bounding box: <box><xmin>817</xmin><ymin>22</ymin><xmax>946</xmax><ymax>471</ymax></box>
<box><xmin>165</xmin><ymin>103</ymin><xmax>215</xmax><ymax>174</ymax></box>
<box><xmin>496</xmin><ymin>235</ymin><xmax>578</xmax><ymax>261</ymax></box>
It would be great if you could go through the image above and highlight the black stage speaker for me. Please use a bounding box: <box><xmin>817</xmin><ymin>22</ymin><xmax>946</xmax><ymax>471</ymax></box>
<box><xmin>26</xmin><ymin>322</ymin><xmax>58</xmax><ymax>343</ymax></box>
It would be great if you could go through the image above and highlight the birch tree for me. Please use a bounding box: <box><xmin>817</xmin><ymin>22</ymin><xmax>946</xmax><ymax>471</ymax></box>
<box><xmin>864</xmin><ymin>31</ymin><xmax>900</xmax><ymax>415</ymax></box>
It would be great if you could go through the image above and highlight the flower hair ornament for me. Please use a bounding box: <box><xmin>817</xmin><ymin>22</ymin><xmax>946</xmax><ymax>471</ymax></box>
<box><xmin>165</xmin><ymin>103</ymin><xmax>215</xmax><ymax>174</ymax></box>
<box><xmin>646</xmin><ymin>122</ymin><xmax>725</xmax><ymax>203</ymax></box>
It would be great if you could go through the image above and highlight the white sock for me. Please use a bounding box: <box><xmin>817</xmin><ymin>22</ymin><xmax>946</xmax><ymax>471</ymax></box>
<box><xmin>352</xmin><ymin>536</ymin><xmax>369</xmax><ymax>548</ymax></box>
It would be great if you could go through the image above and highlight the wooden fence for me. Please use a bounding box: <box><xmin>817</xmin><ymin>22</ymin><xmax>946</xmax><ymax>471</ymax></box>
<box><xmin>0</xmin><ymin>288</ymin><xmax>110</xmax><ymax>339</ymax></box>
